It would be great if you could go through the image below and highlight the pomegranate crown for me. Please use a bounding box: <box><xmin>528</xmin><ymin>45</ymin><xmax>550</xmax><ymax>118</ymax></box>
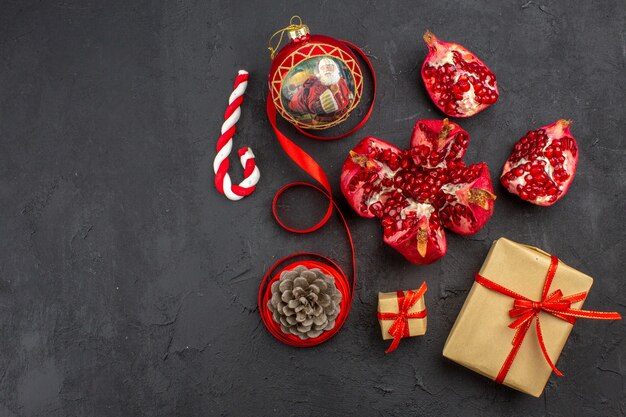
<box><xmin>558</xmin><ymin>119</ymin><xmax>573</xmax><ymax>129</ymax></box>
<box><xmin>423</xmin><ymin>30</ymin><xmax>438</xmax><ymax>47</ymax></box>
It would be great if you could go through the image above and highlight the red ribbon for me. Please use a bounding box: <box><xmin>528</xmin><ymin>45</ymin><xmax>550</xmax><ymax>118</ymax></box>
<box><xmin>258</xmin><ymin>41</ymin><xmax>376</xmax><ymax>347</ymax></box>
<box><xmin>475</xmin><ymin>255</ymin><xmax>622</xmax><ymax>384</ymax></box>
<box><xmin>377</xmin><ymin>282</ymin><xmax>427</xmax><ymax>353</ymax></box>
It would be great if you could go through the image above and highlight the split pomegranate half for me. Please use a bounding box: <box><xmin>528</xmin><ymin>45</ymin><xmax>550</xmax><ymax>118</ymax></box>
<box><xmin>421</xmin><ymin>31</ymin><xmax>499</xmax><ymax>118</ymax></box>
<box><xmin>340</xmin><ymin>119</ymin><xmax>496</xmax><ymax>264</ymax></box>
<box><xmin>501</xmin><ymin>120</ymin><xmax>578</xmax><ymax>206</ymax></box>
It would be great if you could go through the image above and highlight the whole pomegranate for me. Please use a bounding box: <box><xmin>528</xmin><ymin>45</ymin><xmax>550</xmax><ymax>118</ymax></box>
<box><xmin>340</xmin><ymin>119</ymin><xmax>496</xmax><ymax>264</ymax></box>
<box><xmin>421</xmin><ymin>31</ymin><xmax>499</xmax><ymax>118</ymax></box>
<box><xmin>501</xmin><ymin>120</ymin><xmax>578</xmax><ymax>206</ymax></box>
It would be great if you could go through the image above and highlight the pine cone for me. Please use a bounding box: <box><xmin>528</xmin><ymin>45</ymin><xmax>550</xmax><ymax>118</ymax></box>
<box><xmin>268</xmin><ymin>265</ymin><xmax>342</xmax><ymax>340</ymax></box>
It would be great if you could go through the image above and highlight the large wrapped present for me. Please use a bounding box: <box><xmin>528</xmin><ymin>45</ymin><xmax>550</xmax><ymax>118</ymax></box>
<box><xmin>443</xmin><ymin>238</ymin><xmax>621</xmax><ymax>397</ymax></box>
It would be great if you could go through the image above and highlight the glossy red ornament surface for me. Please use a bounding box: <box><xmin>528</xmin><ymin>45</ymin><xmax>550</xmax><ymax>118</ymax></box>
<box><xmin>268</xmin><ymin>34</ymin><xmax>364</xmax><ymax>130</ymax></box>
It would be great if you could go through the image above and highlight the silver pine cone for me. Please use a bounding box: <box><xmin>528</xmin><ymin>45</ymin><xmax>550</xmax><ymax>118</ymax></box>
<box><xmin>268</xmin><ymin>265</ymin><xmax>342</xmax><ymax>340</ymax></box>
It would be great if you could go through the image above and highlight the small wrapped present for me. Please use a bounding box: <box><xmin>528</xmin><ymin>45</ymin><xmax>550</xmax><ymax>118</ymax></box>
<box><xmin>443</xmin><ymin>237</ymin><xmax>621</xmax><ymax>397</ymax></box>
<box><xmin>378</xmin><ymin>282</ymin><xmax>427</xmax><ymax>353</ymax></box>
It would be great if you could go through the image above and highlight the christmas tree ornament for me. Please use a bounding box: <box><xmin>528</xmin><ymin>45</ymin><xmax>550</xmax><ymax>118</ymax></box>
<box><xmin>340</xmin><ymin>119</ymin><xmax>496</xmax><ymax>264</ymax></box>
<box><xmin>267</xmin><ymin>16</ymin><xmax>375</xmax><ymax>139</ymax></box>
<box><xmin>421</xmin><ymin>31</ymin><xmax>499</xmax><ymax>118</ymax></box>
<box><xmin>259</xmin><ymin>17</ymin><xmax>376</xmax><ymax>347</ymax></box>
<box><xmin>214</xmin><ymin>70</ymin><xmax>261</xmax><ymax>201</ymax></box>
<box><xmin>267</xmin><ymin>265</ymin><xmax>342</xmax><ymax>340</ymax></box>
<box><xmin>501</xmin><ymin>120</ymin><xmax>578</xmax><ymax>206</ymax></box>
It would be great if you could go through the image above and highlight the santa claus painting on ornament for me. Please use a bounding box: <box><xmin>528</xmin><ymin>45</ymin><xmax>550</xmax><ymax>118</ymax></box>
<box><xmin>282</xmin><ymin>56</ymin><xmax>355</xmax><ymax>125</ymax></box>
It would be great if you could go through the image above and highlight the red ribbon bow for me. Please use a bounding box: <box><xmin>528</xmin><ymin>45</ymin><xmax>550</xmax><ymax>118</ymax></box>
<box><xmin>475</xmin><ymin>255</ymin><xmax>622</xmax><ymax>384</ymax></box>
<box><xmin>377</xmin><ymin>282</ymin><xmax>427</xmax><ymax>353</ymax></box>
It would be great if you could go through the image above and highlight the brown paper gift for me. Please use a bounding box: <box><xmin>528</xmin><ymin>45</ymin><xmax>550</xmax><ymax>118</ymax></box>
<box><xmin>378</xmin><ymin>282</ymin><xmax>427</xmax><ymax>353</ymax></box>
<box><xmin>443</xmin><ymin>237</ymin><xmax>621</xmax><ymax>397</ymax></box>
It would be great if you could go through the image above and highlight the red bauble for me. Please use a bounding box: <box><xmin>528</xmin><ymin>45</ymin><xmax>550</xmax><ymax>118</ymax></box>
<box><xmin>268</xmin><ymin>20</ymin><xmax>364</xmax><ymax>131</ymax></box>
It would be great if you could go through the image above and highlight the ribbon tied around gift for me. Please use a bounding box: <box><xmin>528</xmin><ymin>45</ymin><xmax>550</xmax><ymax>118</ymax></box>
<box><xmin>475</xmin><ymin>255</ymin><xmax>622</xmax><ymax>384</ymax></box>
<box><xmin>377</xmin><ymin>281</ymin><xmax>427</xmax><ymax>353</ymax></box>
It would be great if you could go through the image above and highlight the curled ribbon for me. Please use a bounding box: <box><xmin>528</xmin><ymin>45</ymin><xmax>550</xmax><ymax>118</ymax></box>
<box><xmin>377</xmin><ymin>282</ymin><xmax>428</xmax><ymax>353</ymax></box>
<box><xmin>475</xmin><ymin>256</ymin><xmax>622</xmax><ymax>384</ymax></box>
<box><xmin>258</xmin><ymin>40</ymin><xmax>376</xmax><ymax>347</ymax></box>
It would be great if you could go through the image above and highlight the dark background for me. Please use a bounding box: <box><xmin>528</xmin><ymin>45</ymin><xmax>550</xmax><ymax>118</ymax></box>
<box><xmin>1</xmin><ymin>0</ymin><xmax>625</xmax><ymax>416</ymax></box>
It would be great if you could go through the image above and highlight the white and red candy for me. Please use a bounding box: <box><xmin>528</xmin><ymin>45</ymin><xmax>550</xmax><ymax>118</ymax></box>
<box><xmin>214</xmin><ymin>70</ymin><xmax>260</xmax><ymax>201</ymax></box>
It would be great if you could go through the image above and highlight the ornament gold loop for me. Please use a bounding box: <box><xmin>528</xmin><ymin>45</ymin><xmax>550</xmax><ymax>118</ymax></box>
<box><xmin>289</xmin><ymin>15</ymin><xmax>302</xmax><ymax>26</ymax></box>
<box><xmin>267</xmin><ymin>15</ymin><xmax>309</xmax><ymax>60</ymax></box>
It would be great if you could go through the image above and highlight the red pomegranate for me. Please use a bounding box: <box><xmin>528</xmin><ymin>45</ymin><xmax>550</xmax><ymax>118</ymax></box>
<box><xmin>421</xmin><ymin>31</ymin><xmax>499</xmax><ymax>118</ymax></box>
<box><xmin>340</xmin><ymin>119</ymin><xmax>496</xmax><ymax>264</ymax></box>
<box><xmin>501</xmin><ymin>120</ymin><xmax>578</xmax><ymax>206</ymax></box>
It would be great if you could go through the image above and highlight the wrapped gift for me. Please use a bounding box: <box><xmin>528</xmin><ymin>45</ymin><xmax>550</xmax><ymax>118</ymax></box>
<box><xmin>378</xmin><ymin>282</ymin><xmax>427</xmax><ymax>353</ymax></box>
<box><xmin>443</xmin><ymin>237</ymin><xmax>621</xmax><ymax>397</ymax></box>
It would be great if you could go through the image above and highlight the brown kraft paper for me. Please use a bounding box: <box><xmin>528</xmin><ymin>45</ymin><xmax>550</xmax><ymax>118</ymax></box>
<box><xmin>378</xmin><ymin>290</ymin><xmax>427</xmax><ymax>340</ymax></box>
<box><xmin>442</xmin><ymin>237</ymin><xmax>592</xmax><ymax>397</ymax></box>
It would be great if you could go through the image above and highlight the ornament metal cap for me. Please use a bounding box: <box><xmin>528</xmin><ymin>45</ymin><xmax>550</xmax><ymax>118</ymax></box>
<box><xmin>288</xmin><ymin>24</ymin><xmax>309</xmax><ymax>40</ymax></box>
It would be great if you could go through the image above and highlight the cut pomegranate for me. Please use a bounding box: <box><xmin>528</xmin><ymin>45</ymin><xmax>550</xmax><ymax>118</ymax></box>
<box><xmin>340</xmin><ymin>119</ymin><xmax>496</xmax><ymax>264</ymax></box>
<box><xmin>501</xmin><ymin>120</ymin><xmax>578</xmax><ymax>206</ymax></box>
<box><xmin>421</xmin><ymin>31</ymin><xmax>499</xmax><ymax>118</ymax></box>
<box><xmin>410</xmin><ymin>118</ymin><xmax>468</xmax><ymax>169</ymax></box>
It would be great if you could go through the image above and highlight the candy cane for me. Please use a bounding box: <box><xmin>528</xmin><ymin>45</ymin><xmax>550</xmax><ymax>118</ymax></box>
<box><xmin>214</xmin><ymin>70</ymin><xmax>260</xmax><ymax>201</ymax></box>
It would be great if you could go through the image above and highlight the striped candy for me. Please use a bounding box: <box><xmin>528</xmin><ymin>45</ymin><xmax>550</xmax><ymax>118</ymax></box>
<box><xmin>214</xmin><ymin>70</ymin><xmax>260</xmax><ymax>201</ymax></box>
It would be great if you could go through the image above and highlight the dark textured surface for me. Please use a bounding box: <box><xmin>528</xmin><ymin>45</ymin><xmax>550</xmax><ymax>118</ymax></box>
<box><xmin>1</xmin><ymin>1</ymin><xmax>625</xmax><ymax>416</ymax></box>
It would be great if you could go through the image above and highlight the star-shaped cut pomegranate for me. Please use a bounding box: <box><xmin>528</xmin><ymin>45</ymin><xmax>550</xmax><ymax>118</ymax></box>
<box><xmin>340</xmin><ymin>119</ymin><xmax>496</xmax><ymax>264</ymax></box>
